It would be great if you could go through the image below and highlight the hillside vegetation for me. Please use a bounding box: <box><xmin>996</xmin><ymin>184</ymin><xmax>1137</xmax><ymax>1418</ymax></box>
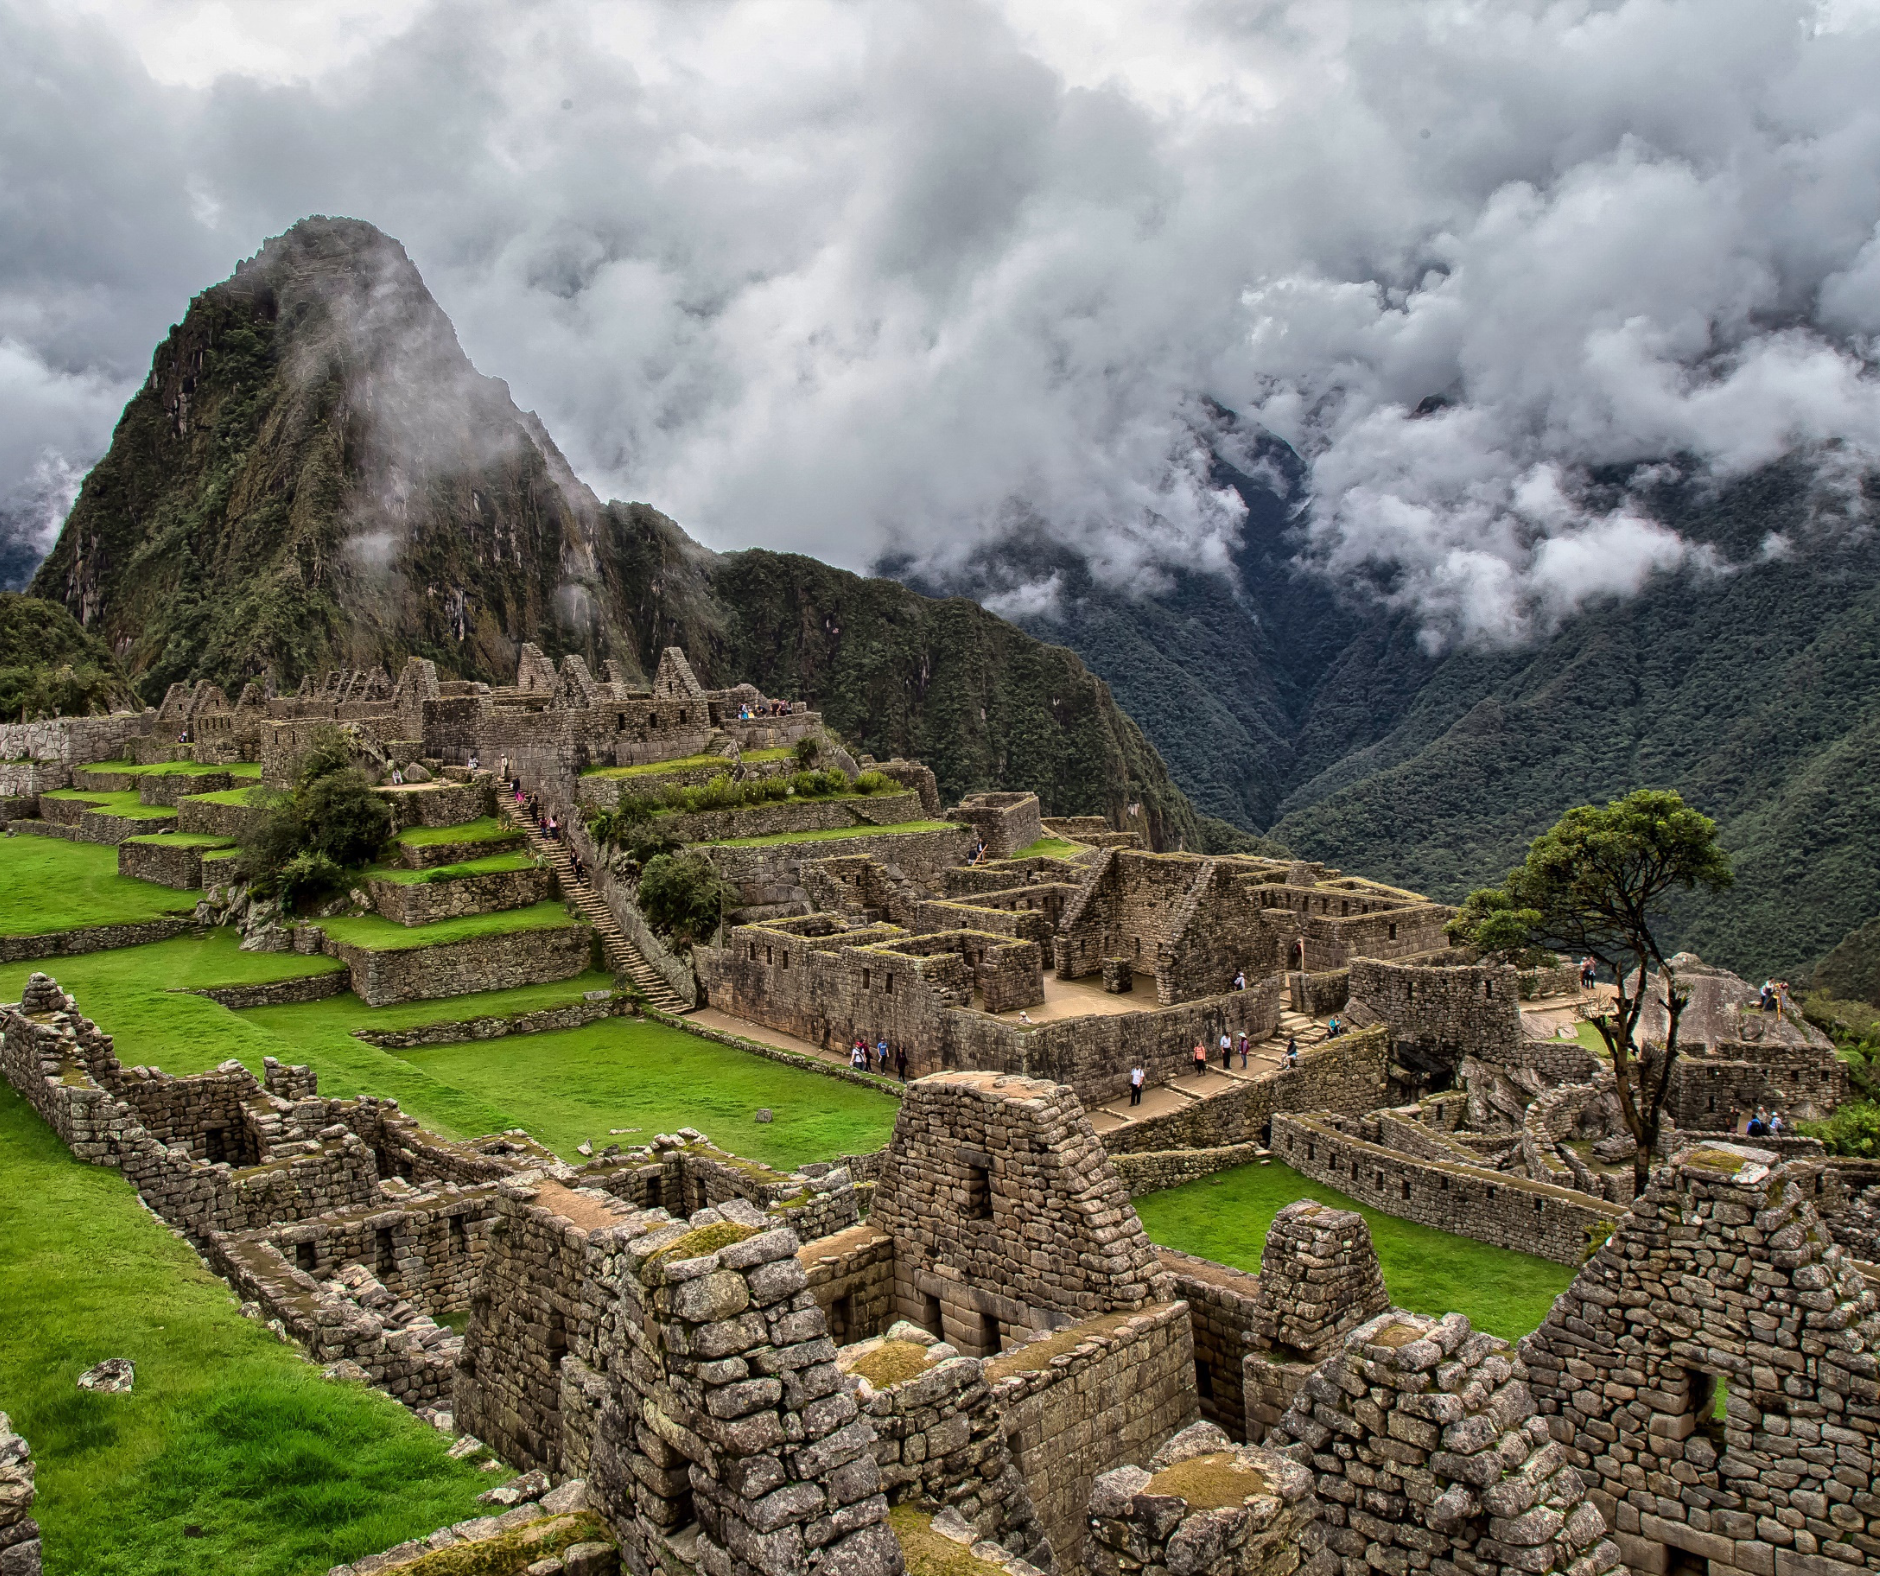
<box><xmin>0</xmin><ymin>591</ymin><xmax>137</xmax><ymax>720</ymax></box>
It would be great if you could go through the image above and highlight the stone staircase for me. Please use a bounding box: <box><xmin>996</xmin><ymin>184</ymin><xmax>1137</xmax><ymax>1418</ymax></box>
<box><xmin>1274</xmin><ymin>1009</ymin><xmax>1331</xmax><ymax>1048</ymax></box>
<box><xmin>500</xmin><ymin>803</ymin><xmax>692</xmax><ymax>1014</ymax></box>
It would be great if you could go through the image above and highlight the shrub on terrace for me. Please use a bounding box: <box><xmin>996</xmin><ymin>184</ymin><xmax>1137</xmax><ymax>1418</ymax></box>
<box><xmin>238</xmin><ymin>724</ymin><xmax>392</xmax><ymax>907</ymax></box>
<box><xmin>638</xmin><ymin>851</ymin><xmax>736</xmax><ymax>947</ymax></box>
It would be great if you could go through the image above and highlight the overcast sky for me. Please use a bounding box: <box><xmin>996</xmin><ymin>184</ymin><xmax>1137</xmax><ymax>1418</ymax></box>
<box><xmin>5</xmin><ymin>0</ymin><xmax>1880</xmax><ymax>644</ymax></box>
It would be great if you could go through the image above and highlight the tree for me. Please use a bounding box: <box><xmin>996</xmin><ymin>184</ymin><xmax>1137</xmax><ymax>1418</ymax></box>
<box><xmin>1453</xmin><ymin>789</ymin><xmax>1733</xmax><ymax>1194</ymax></box>
<box><xmin>1445</xmin><ymin>888</ymin><xmax>1544</xmax><ymax>966</ymax></box>
<box><xmin>300</xmin><ymin>768</ymin><xmax>393</xmax><ymax>867</ymax></box>
<box><xmin>637</xmin><ymin>852</ymin><xmax>735</xmax><ymax>948</ymax></box>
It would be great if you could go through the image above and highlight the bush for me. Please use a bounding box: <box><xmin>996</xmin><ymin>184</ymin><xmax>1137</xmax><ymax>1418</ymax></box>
<box><xmin>1798</xmin><ymin>1100</ymin><xmax>1880</xmax><ymax>1157</ymax></box>
<box><xmin>638</xmin><ymin>852</ymin><xmax>736</xmax><ymax>947</ymax></box>
<box><xmin>794</xmin><ymin>735</ymin><xmax>820</xmax><ymax>766</ymax></box>
<box><xmin>301</xmin><ymin>768</ymin><xmax>394</xmax><ymax>867</ymax></box>
<box><xmin>295</xmin><ymin>723</ymin><xmax>354</xmax><ymax>788</ymax></box>
<box><xmin>275</xmin><ymin>850</ymin><xmax>344</xmax><ymax>907</ymax></box>
<box><xmin>853</xmin><ymin>770</ymin><xmax>892</xmax><ymax>795</ymax></box>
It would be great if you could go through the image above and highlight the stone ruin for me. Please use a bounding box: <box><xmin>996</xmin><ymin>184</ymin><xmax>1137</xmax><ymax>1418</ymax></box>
<box><xmin>0</xmin><ymin>1414</ymin><xmax>37</xmax><ymax>1576</ymax></box>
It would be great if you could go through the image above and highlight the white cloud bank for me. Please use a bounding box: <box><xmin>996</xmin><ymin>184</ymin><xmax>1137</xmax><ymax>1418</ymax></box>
<box><xmin>2</xmin><ymin>0</ymin><xmax>1878</xmax><ymax>640</ymax></box>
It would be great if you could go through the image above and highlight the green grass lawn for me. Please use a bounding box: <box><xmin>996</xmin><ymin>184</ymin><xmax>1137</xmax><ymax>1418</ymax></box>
<box><xmin>81</xmin><ymin>760</ymin><xmax>262</xmax><ymax>779</ymax></box>
<box><xmin>0</xmin><ymin>837</ymin><xmax>197</xmax><ymax>936</ymax></box>
<box><xmin>1</xmin><ymin>934</ymin><xmax>899</xmax><ymax>1167</ymax></box>
<box><xmin>364</xmin><ymin>851</ymin><xmax>538</xmax><ymax>885</ymax></box>
<box><xmin>581</xmin><ymin>747</ymin><xmax>793</xmax><ymax>779</ymax></box>
<box><xmin>1135</xmin><ymin>1161</ymin><xmax>1576</xmax><ymax>1341</ymax></box>
<box><xmin>393</xmin><ymin>817</ymin><xmax>516</xmax><ymax>848</ymax></box>
<box><xmin>701</xmin><ymin>819</ymin><xmax>962</xmax><ymax>848</ymax></box>
<box><xmin>1013</xmin><ymin>836</ymin><xmax>1084</xmax><ymax>859</ymax></box>
<box><xmin>0</xmin><ymin>1080</ymin><xmax>490</xmax><ymax>1576</ymax></box>
<box><xmin>41</xmin><ymin>789</ymin><xmax>175</xmax><ymax>820</ymax></box>
<box><xmin>319</xmin><ymin>902</ymin><xmax>582</xmax><ymax>951</ymax></box>
<box><xmin>180</xmin><ymin>785</ymin><xmax>269</xmax><ymax>807</ymax></box>
<box><xmin>123</xmin><ymin>833</ymin><xmax>237</xmax><ymax>850</ymax></box>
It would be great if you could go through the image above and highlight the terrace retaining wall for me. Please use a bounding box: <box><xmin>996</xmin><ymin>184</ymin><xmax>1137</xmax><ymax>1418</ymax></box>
<box><xmin>325</xmin><ymin>923</ymin><xmax>595</xmax><ymax>1007</ymax></box>
<box><xmin>366</xmin><ymin>865</ymin><xmax>551</xmax><ymax>927</ymax></box>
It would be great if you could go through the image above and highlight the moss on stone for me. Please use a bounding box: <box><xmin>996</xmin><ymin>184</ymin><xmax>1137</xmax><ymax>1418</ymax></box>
<box><xmin>846</xmin><ymin>1340</ymin><xmax>937</xmax><ymax>1388</ymax></box>
<box><xmin>392</xmin><ymin>1511</ymin><xmax>610</xmax><ymax>1574</ymax></box>
<box><xmin>647</xmin><ymin>1220</ymin><xmax>758</xmax><ymax>1267</ymax></box>
<box><xmin>888</xmin><ymin>1503</ymin><xmax>1004</xmax><ymax>1576</ymax></box>
<box><xmin>1146</xmin><ymin>1452</ymin><xmax>1268</xmax><ymax>1509</ymax></box>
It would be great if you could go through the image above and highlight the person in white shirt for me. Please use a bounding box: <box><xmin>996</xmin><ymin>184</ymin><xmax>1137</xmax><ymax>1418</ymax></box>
<box><xmin>1128</xmin><ymin>1065</ymin><xmax>1144</xmax><ymax>1106</ymax></box>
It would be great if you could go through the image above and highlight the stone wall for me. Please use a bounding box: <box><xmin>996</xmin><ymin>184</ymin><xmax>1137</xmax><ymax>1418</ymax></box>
<box><xmin>1520</xmin><ymin>1141</ymin><xmax>1880</xmax><ymax>1576</ymax></box>
<box><xmin>136</xmin><ymin>770</ymin><xmax>232</xmax><ymax>805</ymax></box>
<box><xmin>1111</xmin><ymin>1143</ymin><xmax>1268</xmax><ymax>1196</ymax></box>
<box><xmin>1272</xmin><ymin>1309</ymin><xmax>1618</xmax><ymax>1576</ymax></box>
<box><xmin>801</xmin><ymin>1223</ymin><xmax>899</xmax><ymax>1346</ymax></box>
<box><xmin>1345</xmin><ymin>958</ymin><xmax>1523</xmax><ymax>1068</ymax></box>
<box><xmin>871</xmin><ymin>1073</ymin><xmax>1171</xmax><ymax>1354</ymax></box>
<box><xmin>353</xmin><ymin>993</ymin><xmax>634</xmax><ymax>1049</ymax></box>
<box><xmin>1270</xmin><ymin>1112</ymin><xmax>1614</xmax><ymax>1265</ymax></box>
<box><xmin>989</xmin><ymin>1300</ymin><xmax>1199</xmax><ymax>1571</ymax></box>
<box><xmin>1086</xmin><ymin>1423</ymin><xmax>1318</xmax><ymax>1576</ymax></box>
<box><xmin>326</xmin><ymin>923</ymin><xmax>594</xmax><ymax>1007</ymax></box>
<box><xmin>366</xmin><ymin>865</ymin><xmax>552</xmax><ymax>927</ymax></box>
<box><xmin>637</xmin><ymin>791</ymin><xmax>924</xmax><ymax>846</ymax></box>
<box><xmin>701</xmin><ymin>824</ymin><xmax>976</xmax><ymax>905</ymax></box>
<box><xmin>188</xmin><ymin>971</ymin><xmax>348</xmax><ymax>1009</ymax></box>
<box><xmin>376</xmin><ymin>780</ymin><xmax>491</xmax><ymax>829</ymax></box>
<box><xmin>118</xmin><ymin>836</ymin><xmax>227</xmax><ymax>889</ymax></box>
<box><xmin>1156</xmin><ymin>1248</ymin><xmax>1267</xmax><ymax>1439</ymax></box>
<box><xmin>0</xmin><ymin>1414</ymin><xmax>38</xmax><ymax>1576</ymax></box>
<box><xmin>0</xmin><ymin>711</ymin><xmax>153</xmax><ymax>765</ymax></box>
<box><xmin>946</xmin><ymin>793</ymin><xmax>1043</xmax><ymax>860</ymax></box>
<box><xmin>176</xmin><ymin>792</ymin><xmax>273</xmax><ymax>842</ymax></box>
<box><xmin>1668</xmin><ymin>1048</ymin><xmax>1849</xmax><ymax>1128</ymax></box>
<box><xmin>843</xmin><ymin>1325</ymin><xmax>1051</xmax><ymax>1568</ymax></box>
<box><xmin>0</xmin><ymin>917</ymin><xmax>198</xmax><ymax>964</ymax></box>
<box><xmin>1099</xmin><ymin>1029</ymin><xmax>1391</xmax><ymax>1155</ymax></box>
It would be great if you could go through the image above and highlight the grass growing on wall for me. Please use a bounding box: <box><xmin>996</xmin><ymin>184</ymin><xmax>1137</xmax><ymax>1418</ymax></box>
<box><xmin>0</xmin><ymin>933</ymin><xmax>899</xmax><ymax>1169</ymax></box>
<box><xmin>581</xmin><ymin>747</ymin><xmax>794</xmax><ymax>779</ymax></box>
<box><xmin>1011</xmin><ymin>836</ymin><xmax>1084</xmax><ymax>859</ymax></box>
<box><xmin>1135</xmin><ymin>1161</ymin><xmax>1576</xmax><ymax>1341</ymax></box>
<box><xmin>81</xmin><ymin>760</ymin><xmax>262</xmax><ymax>779</ymax></box>
<box><xmin>41</xmin><ymin>789</ymin><xmax>176</xmax><ymax>819</ymax></box>
<box><xmin>700</xmin><ymin>818</ymin><xmax>961</xmax><ymax>848</ymax></box>
<box><xmin>363</xmin><ymin>851</ymin><xmax>539</xmax><ymax>885</ymax></box>
<box><xmin>0</xmin><ymin>1080</ymin><xmax>491</xmax><ymax>1576</ymax></box>
<box><xmin>0</xmin><ymin>836</ymin><xmax>197</xmax><ymax>936</ymax></box>
<box><xmin>392</xmin><ymin>817</ymin><xmax>517</xmax><ymax>848</ymax></box>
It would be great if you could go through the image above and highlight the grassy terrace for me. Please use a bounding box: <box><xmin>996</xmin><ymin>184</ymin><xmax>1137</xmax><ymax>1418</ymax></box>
<box><xmin>393</xmin><ymin>816</ymin><xmax>515</xmax><ymax>847</ymax></box>
<box><xmin>82</xmin><ymin>760</ymin><xmax>262</xmax><ymax>779</ymax></box>
<box><xmin>1137</xmin><ymin>1161</ymin><xmax>1575</xmax><ymax>1341</ymax></box>
<box><xmin>364</xmin><ymin>851</ymin><xmax>538</xmax><ymax>885</ymax></box>
<box><xmin>182</xmin><ymin>785</ymin><xmax>270</xmax><ymax>807</ymax></box>
<box><xmin>701</xmin><ymin>818</ymin><xmax>961</xmax><ymax>848</ymax></box>
<box><xmin>1013</xmin><ymin>836</ymin><xmax>1084</xmax><ymax>859</ymax></box>
<box><xmin>122</xmin><ymin>832</ymin><xmax>237</xmax><ymax>849</ymax></box>
<box><xmin>318</xmin><ymin>901</ymin><xmax>581</xmax><ymax>951</ymax></box>
<box><xmin>0</xmin><ymin>1080</ymin><xmax>489</xmax><ymax>1576</ymax></box>
<box><xmin>41</xmin><ymin>788</ymin><xmax>175</xmax><ymax>819</ymax></box>
<box><xmin>581</xmin><ymin>746</ymin><xmax>793</xmax><ymax>779</ymax></box>
<box><xmin>0</xmin><ymin>837</ymin><xmax>197</xmax><ymax>935</ymax></box>
<box><xmin>0</xmin><ymin>934</ymin><xmax>898</xmax><ymax>1168</ymax></box>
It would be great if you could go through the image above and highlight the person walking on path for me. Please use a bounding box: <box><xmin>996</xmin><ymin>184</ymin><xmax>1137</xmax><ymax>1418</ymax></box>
<box><xmin>876</xmin><ymin>1039</ymin><xmax>889</xmax><ymax>1074</ymax></box>
<box><xmin>1129</xmin><ymin>1065</ymin><xmax>1144</xmax><ymax>1106</ymax></box>
<box><xmin>1285</xmin><ymin>1036</ymin><xmax>1298</xmax><ymax>1068</ymax></box>
<box><xmin>1236</xmin><ymin>1031</ymin><xmax>1250</xmax><ymax>1068</ymax></box>
<box><xmin>1219</xmin><ymin>1032</ymin><xmax>1233</xmax><ymax>1069</ymax></box>
<box><xmin>1192</xmin><ymin>1041</ymin><xmax>1208</xmax><ymax>1077</ymax></box>
<box><xmin>894</xmin><ymin>1047</ymin><xmax>908</xmax><ymax>1081</ymax></box>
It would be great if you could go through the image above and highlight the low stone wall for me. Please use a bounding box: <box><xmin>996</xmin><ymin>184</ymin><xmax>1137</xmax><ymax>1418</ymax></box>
<box><xmin>354</xmin><ymin>993</ymin><xmax>634</xmax><ymax>1049</ymax></box>
<box><xmin>0</xmin><ymin>759</ymin><xmax>68</xmax><ymax>794</ymax></box>
<box><xmin>1098</xmin><ymin>1029</ymin><xmax>1391</xmax><ymax>1155</ymax></box>
<box><xmin>1291</xmin><ymin>968</ymin><xmax>1350</xmax><ymax>1017</ymax></box>
<box><xmin>378</xmin><ymin>780</ymin><xmax>490</xmax><ymax>828</ymax></box>
<box><xmin>0</xmin><ymin>917</ymin><xmax>197</xmax><ymax>964</ymax></box>
<box><xmin>647</xmin><ymin>790</ymin><xmax>923</xmax><ymax>844</ymax></box>
<box><xmin>367</xmin><ymin>865</ymin><xmax>552</xmax><ymax>927</ymax></box>
<box><xmin>177</xmin><ymin>792</ymin><xmax>273</xmax><ymax>842</ymax></box>
<box><xmin>1271</xmin><ymin>1111</ymin><xmax>1614</xmax><ymax>1264</ymax></box>
<box><xmin>702</xmin><ymin>823</ymin><xmax>975</xmax><ymax>900</ymax></box>
<box><xmin>990</xmin><ymin>1300</ymin><xmax>1199</xmax><ymax>1572</ymax></box>
<box><xmin>138</xmin><ymin>771</ymin><xmax>232</xmax><ymax>805</ymax></box>
<box><xmin>394</xmin><ymin>829</ymin><xmax>525</xmax><ymax>869</ymax></box>
<box><xmin>1155</xmin><ymin>1248</ymin><xmax>1266</xmax><ymax>1440</ymax></box>
<box><xmin>0</xmin><ymin>1411</ymin><xmax>39</xmax><ymax>1576</ymax></box>
<box><xmin>800</xmin><ymin>1221</ymin><xmax>898</xmax><ymax>1345</ymax></box>
<box><xmin>1110</xmin><ymin>1143</ymin><xmax>1267</xmax><ymax>1195</ymax></box>
<box><xmin>0</xmin><ymin>712</ymin><xmax>153</xmax><ymax>765</ymax></box>
<box><xmin>118</xmin><ymin>836</ymin><xmax>227</xmax><ymax>889</ymax></box>
<box><xmin>75</xmin><ymin>807</ymin><xmax>176</xmax><ymax>844</ymax></box>
<box><xmin>189</xmin><ymin>971</ymin><xmax>349</xmax><ymax>1009</ymax></box>
<box><xmin>326</xmin><ymin>923</ymin><xmax>595</xmax><ymax>1007</ymax></box>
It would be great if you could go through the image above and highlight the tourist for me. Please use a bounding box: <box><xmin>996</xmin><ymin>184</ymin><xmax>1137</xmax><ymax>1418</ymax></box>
<box><xmin>1129</xmin><ymin>1065</ymin><xmax>1144</xmax><ymax>1106</ymax></box>
<box><xmin>1760</xmin><ymin>980</ymin><xmax>1778</xmax><ymax>1013</ymax></box>
<box><xmin>1219</xmin><ymin>1032</ymin><xmax>1233</xmax><ymax>1069</ymax></box>
<box><xmin>1580</xmin><ymin>956</ymin><xmax>1596</xmax><ymax>989</ymax></box>
<box><xmin>499</xmin><ymin>755</ymin><xmax>509</xmax><ymax>781</ymax></box>
<box><xmin>1236</xmin><ymin>1031</ymin><xmax>1250</xmax><ymax>1068</ymax></box>
<box><xmin>1232</xmin><ymin>969</ymin><xmax>1246</xmax><ymax>992</ymax></box>
<box><xmin>1327</xmin><ymin>1015</ymin><xmax>1341</xmax><ymax>1038</ymax></box>
<box><xmin>894</xmin><ymin>1047</ymin><xmax>908</xmax><ymax>1081</ymax></box>
<box><xmin>1285</xmin><ymin>1036</ymin><xmax>1298</xmax><ymax>1067</ymax></box>
<box><xmin>876</xmin><ymin>1038</ymin><xmax>889</xmax><ymax>1073</ymax></box>
<box><xmin>1747</xmin><ymin>1113</ymin><xmax>1766</xmax><ymax>1137</ymax></box>
<box><xmin>1770</xmin><ymin>1110</ymin><xmax>1785</xmax><ymax>1136</ymax></box>
<box><xmin>468</xmin><ymin>753</ymin><xmax>479</xmax><ymax>771</ymax></box>
<box><xmin>391</xmin><ymin>766</ymin><xmax>404</xmax><ymax>785</ymax></box>
<box><xmin>1192</xmin><ymin>1041</ymin><xmax>1207</xmax><ymax>1077</ymax></box>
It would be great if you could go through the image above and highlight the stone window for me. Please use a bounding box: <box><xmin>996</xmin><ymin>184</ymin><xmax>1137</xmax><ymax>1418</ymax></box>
<box><xmin>862</xmin><ymin>968</ymin><xmax>871</xmax><ymax>990</ymax></box>
<box><xmin>781</xmin><ymin>950</ymin><xmax>790</xmax><ymax>969</ymax></box>
<box><xmin>1388</xmin><ymin>923</ymin><xmax>1398</xmax><ymax>940</ymax></box>
<box><xmin>749</xmin><ymin>942</ymin><xmax>757</xmax><ymax>961</ymax></box>
<box><xmin>296</xmin><ymin>1240</ymin><xmax>316</xmax><ymax>1273</ymax></box>
<box><xmin>375</xmin><ymin>1227</ymin><xmax>396</xmax><ymax>1278</ymax></box>
<box><xmin>1483</xmin><ymin>978</ymin><xmax>1495</xmax><ymax>998</ymax></box>
<box><xmin>765</xmin><ymin>945</ymin><xmax>773</xmax><ymax>965</ymax></box>
<box><xmin>884</xmin><ymin>973</ymin><xmax>894</xmax><ymax>995</ymax></box>
<box><xmin>449</xmin><ymin>1214</ymin><xmax>466</xmax><ymax>1256</ymax></box>
<box><xmin>963</xmin><ymin>1164</ymin><xmax>993</xmax><ymax>1220</ymax></box>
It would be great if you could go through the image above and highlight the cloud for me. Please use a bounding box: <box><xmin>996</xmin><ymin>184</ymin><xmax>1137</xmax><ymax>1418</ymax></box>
<box><xmin>1</xmin><ymin>0</ymin><xmax>1878</xmax><ymax>643</ymax></box>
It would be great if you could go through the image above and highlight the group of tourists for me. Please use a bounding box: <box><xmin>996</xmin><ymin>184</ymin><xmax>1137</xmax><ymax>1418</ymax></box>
<box><xmin>849</xmin><ymin>1038</ymin><xmax>910</xmax><ymax>1080</ymax></box>
<box><xmin>1578</xmin><ymin>956</ymin><xmax>1598</xmax><ymax>989</ymax></box>
<box><xmin>1132</xmin><ymin>1028</ymin><xmax>1302</xmax><ymax>1105</ymax></box>
<box><xmin>1744</xmin><ymin>1106</ymin><xmax>1787</xmax><ymax>1137</ymax></box>
<box><xmin>1759</xmin><ymin>979</ymin><xmax>1791</xmax><ymax>1013</ymax></box>
<box><xmin>736</xmin><ymin>700</ymin><xmax>791</xmax><ymax>720</ymax></box>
